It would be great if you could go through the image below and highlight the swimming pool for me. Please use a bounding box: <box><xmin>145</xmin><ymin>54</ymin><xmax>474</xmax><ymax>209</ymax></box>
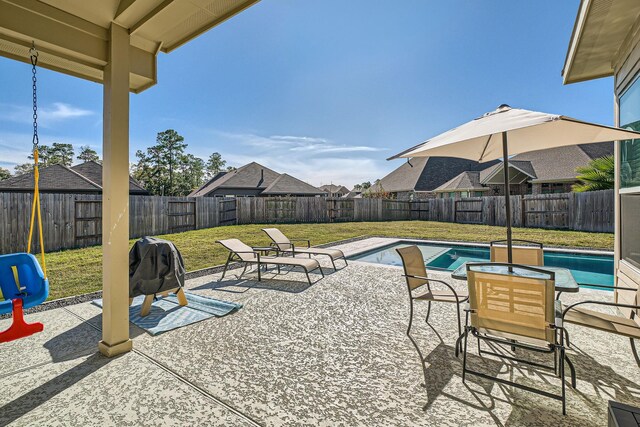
<box><xmin>349</xmin><ymin>241</ymin><xmax>614</xmax><ymax>288</ymax></box>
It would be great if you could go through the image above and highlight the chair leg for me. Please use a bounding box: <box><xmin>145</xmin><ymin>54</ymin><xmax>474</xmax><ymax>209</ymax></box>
<box><xmin>257</xmin><ymin>261</ymin><xmax>262</xmax><ymax>281</ymax></box>
<box><xmin>218</xmin><ymin>253</ymin><xmax>232</xmax><ymax>282</ymax></box>
<box><xmin>176</xmin><ymin>288</ymin><xmax>188</xmax><ymax>307</ymax></box>
<box><xmin>140</xmin><ymin>295</ymin><xmax>154</xmax><ymax>317</ymax></box>
<box><xmin>425</xmin><ymin>301</ymin><xmax>432</xmax><ymax>324</ymax></box>
<box><xmin>305</xmin><ymin>270</ymin><xmax>312</xmax><ymax>285</ymax></box>
<box><xmin>564</xmin><ymin>328</ymin><xmax>570</xmax><ymax>348</ymax></box>
<box><xmin>565</xmin><ymin>353</ymin><xmax>576</xmax><ymax>388</ymax></box>
<box><xmin>560</xmin><ymin>347</ymin><xmax>566</xmax><ymax>415</ymax></box>
<box><xmin>330</xmin><ymin>257</ymin><xmax>337</xmax><ymax>270</ymax></box>
<box><xmin>630</xmin><ymin>338</ymin><xmax>640</xmax><ymax>367</ymax></box>
<box><xmin>462</xmin><ymin>324</ymin><xmax>469</xmax><ymax>383</ymax></box>
<box><xmin>456</xmin><ymin>304</ymin><xmax>463</xmax><ymax>355</ymax></box>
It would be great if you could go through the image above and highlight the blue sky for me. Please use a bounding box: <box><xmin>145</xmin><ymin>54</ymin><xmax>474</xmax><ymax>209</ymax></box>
<box><xmin>0</xmin><ymin>0</ymin><xmax>614</xmax><ymax>188</ymax></box>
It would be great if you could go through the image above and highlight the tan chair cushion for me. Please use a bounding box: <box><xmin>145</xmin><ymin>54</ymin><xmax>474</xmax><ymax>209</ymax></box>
<box><xmin>290</xmin><ymin>247</ymin><xmax>344</xmax><ymax>259</ymax></box>
<box><xmin>260</xmin><ymin>256</ymin><xmax>320</xmax><ymax>271</ymax></box>
<box><xmin>564</xmin><ymin>306</ymin><xmax>640</xmax><ymax>339</ymax></box>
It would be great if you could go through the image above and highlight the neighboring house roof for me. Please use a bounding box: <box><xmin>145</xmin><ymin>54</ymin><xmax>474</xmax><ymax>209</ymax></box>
<box><xmin>480</xmin><ymin>142</ymin><xmax>613</xmax><ymax>184</ymax></box>
<box><xmin>189</xmin><ymin>162</ymin><xmax>323</xmax><ymax>197</ymax></box>
<box><xmin>71</xmin><ymin>161</ymin><xmax>147</xmax><ymax>194</ymax></box>
<box><xmin>0</xmin><ymin>162</ymin><xmax>148</xmax><ymax>194</ymax></box>
<box><xmin>189</xmin><ymin>162</ymin><xmax>281</xmax><ymax>196</ymax></box>
<box><xmin>262</xmin><ymin>174</ymin><xmax>324</xmax><ymax>196</ymax></box>
<box><xmin>434</xmin><ymin>171</ymin><xmax>490</xmax><ymax>193</ymax></box>
<box><xmin>343</xmin><ymin>189</ymin><xmax>362</xmax><ymax>199</ymax></box>
<box><xmin>318</xmin><ymin>184</ymin><xmax>349</xmax><ymax>194</ymax></box>
<box><xmin>378</xmin><ymin>157</ymin><xmax>498</xmax><ymax>193</ymax></box>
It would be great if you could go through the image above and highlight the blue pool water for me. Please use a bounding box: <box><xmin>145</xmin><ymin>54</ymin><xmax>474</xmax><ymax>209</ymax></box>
<box><xmin>350</xmin><ymin>242</ymin><xmax>614</xmax><ymax>288</ymax></box>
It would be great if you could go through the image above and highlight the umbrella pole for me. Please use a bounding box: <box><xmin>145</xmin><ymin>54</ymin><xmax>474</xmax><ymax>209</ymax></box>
<box><xmin>502</xmin><ymin>131</ymin><xmax>513</xmax><ymax>263</ymax></box>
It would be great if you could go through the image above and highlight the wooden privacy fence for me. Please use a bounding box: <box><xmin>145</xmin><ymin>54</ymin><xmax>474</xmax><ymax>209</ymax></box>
<box><xmin>0</xmin><ymin>190</ymin><xmax>614</xmax><ymax>254</ymax></box>
<box><xmin>0</xmin><ymin>193</ymin><xmax>237</xmax><ymax>254</ymax></box>
<box><xmin>233</xmin><ymin>192</ymin><xmax>613</xmax><ymax>232</ymax></box>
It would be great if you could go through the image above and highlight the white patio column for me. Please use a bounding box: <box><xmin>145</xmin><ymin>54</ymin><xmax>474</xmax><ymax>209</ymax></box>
<box><xmin>98</xmin><ymin>23</ymin><xmax>132</xmax><ymax>357</ymax></box>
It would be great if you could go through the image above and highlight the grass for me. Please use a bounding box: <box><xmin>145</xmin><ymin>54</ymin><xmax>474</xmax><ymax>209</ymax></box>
<box><xmin>43</xmin><ymin>221</ymin><xmax>614</xmax><ymax>301</ymax></box>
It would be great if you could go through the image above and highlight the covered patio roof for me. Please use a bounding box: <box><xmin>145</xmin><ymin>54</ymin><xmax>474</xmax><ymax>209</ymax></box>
<box><xmin>562</xmin><ymin>0</ymin><xmax>640</xmax><ymax>84</ymax></box>
<box><xmin>0</xmin><ymin>0</ymin><xmax>260</xmax><ymax>357</ymax></box>
<box><xmin>0</xmin><ymin>0</ymin><xmax>260</xmax><ymax>92</ymax></box>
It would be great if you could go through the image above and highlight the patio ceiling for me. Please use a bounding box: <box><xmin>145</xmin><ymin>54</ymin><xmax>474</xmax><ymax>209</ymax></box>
<box><xmin>563</xmin><ymin>0</ymin><xmax>640</xmax><ymax>84</ymax></box>
<box><xmin>0</xmin><ymin>0</ymin><xmax>260</xmax><ymax>92</ymax></box>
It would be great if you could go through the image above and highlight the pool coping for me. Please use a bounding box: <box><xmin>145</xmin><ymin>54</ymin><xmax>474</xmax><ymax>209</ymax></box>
<box><xmin>346</xmin><ymin>237</ymin><xmax>614</xmax><ymax>259</ymax></box>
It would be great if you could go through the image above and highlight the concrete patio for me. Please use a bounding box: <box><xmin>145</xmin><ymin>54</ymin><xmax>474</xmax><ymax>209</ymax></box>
<box><xmin>1</xmin><ymin>238</ymin><xmax>639</xmax><ymax>426</ymax></box>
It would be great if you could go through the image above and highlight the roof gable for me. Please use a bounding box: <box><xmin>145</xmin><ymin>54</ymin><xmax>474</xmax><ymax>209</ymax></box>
<box><xmin>434</xmin><ymin>171</ymin><xmax>488</xmax><ymax>192</ymax></box>
<box><xmin>71</xmin><ymin>161</ymin><xmax>147</xmax><ymax>193</ymax></box>
<box><xmin>189</xmin><ymin>162</ymin><xmax>290</xmax><ymax>197</ymax></box>
<box><xmin>379</xmin><ymin>157</ymin><xmax>496</xmax><ymax>192</ymax></box>
<box><xmin>262</xmin><ymin>174</ymin><xmax>324</xmax><ymax>195</ymax></box>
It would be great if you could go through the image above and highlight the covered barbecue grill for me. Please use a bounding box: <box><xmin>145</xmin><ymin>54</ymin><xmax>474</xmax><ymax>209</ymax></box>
<box><xmin>129</xmin><ymin>237</ymin><xmax>186</xmax><ymax>299</ymax></box>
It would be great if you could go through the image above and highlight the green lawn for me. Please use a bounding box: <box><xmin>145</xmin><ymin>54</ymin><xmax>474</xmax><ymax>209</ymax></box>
<box><xmin>43</xmin><ymin>221</ymin><xmax>614</xmax><ymax>301</ymax></box>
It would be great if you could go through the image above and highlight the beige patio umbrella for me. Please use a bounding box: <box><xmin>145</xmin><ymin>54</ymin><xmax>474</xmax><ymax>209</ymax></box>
<box><xmin>388</xmin><ymin>104</ymin><xmax>640</xmax><ymax>262</ymax></box>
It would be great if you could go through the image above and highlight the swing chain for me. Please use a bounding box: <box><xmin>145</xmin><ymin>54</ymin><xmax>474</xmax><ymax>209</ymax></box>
<box><xmin>29</xmin><ymin>42</ymin><xmax>39</xmax><ymax>151</ymax></box>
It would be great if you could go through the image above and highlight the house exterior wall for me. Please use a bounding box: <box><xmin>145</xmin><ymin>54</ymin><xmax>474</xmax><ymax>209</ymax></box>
<box><xmin>613</xmin><ymin>26</ymin><xmax>640</xmax><ymax>322</ymax></box>
<box><xmin>392</xmin><ymin>191</ymin><xmax>435</xmax><ymax>201</ymax></box>
<box><xmin>486</xmin><ymin>183</ymin><xmax>530</xmax><ymax>196</ymax></box>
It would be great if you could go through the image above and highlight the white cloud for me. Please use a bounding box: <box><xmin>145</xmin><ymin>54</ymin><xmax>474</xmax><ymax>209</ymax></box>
<box><xmin>212</xmin><ymin>131</ymin><xmax>390</xmax><ymax>187</ymax></box>
<box><xmin>0</xmin><ymin>102</ymin><xmax>94</xmax><ymax>126</ymax></box>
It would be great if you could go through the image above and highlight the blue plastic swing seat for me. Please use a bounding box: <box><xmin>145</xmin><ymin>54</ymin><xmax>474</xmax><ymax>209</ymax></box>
<box><xmin>0</xmin><ymin>253</ymin><xmax>49</xmax><ymax>315</ymax></box>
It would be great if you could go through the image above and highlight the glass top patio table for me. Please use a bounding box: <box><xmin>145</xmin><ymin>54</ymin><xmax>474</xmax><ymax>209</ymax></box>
<box><xmin>450</xmin><ymin>263</ymin><xmax>579</xmax><ymax>293</ymax></box>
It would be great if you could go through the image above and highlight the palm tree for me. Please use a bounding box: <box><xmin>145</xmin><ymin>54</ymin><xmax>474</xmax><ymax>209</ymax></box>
<box><xmin>572</xmin><ymin>155</ymin><xmax>615</xmax><ymax>192</ymax></box>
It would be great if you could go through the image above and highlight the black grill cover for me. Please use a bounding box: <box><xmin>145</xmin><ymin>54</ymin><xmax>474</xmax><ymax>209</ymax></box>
<box><xmin>129</xmin><ymin>237</ymin><xmax>186</xmax><ymax>298</ymax></box>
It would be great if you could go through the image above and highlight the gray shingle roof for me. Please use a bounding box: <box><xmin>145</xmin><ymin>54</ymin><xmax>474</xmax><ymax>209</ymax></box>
<box><xmin>480</xmin><ymin>142</ymin><xmax>613</xmax><ymax>184</ymax></box>
<box><xmin>0</xmin><ymin>161</ymin><xmax>149</xmax><ymax>194</ymax></box>
<box><xmin>262</xmin><ymin>174</ymin><xmax>324</xmax><ymax>195</ymax></box>
<box><xmin>379</xmin><ymin>157</ymin><xmax>498</xmax><ymax>192</ymax></box>
<box><xmin>434</xmin><ymin>171</ymin><xmax>489</xmax><ymax>192</ymax></box>
<box><xmin>71</xmin><ymin>161</ymin><xmax>148</xmax><ymax>194</ymax></box>
<box><xmin>189</xmin><ymin>162</ymin><xmax>321</xmax><ymax>197</ymax></box>
<box><xmin>318</xmin><ymin>184</ymin><xmax>349</xmax><ymax>194</ymax></box>
<box><xmin>189</xmin><ymin>162</ymin><xmax>281</xmax><ymax>196</ymax></box>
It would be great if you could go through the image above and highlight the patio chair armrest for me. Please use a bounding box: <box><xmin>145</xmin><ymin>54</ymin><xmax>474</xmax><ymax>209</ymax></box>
<box><xmin>404</xmin><ymin>275</ymin><xmax>466</xmax><ymax>303</ymax></box>
<box><xmin>290</xmin><ymin>239</ymin><xmax>311</xmax><ymax>248</ymax></box>
<box><xmin>576</xmin><ymin>283</ymin><xmax>637</xmax><ymax>292</ymax></box>
<box><xmin>561</xmin><ymin>300</ymin><xmax>640</xmax><ymax>319</ymax></box>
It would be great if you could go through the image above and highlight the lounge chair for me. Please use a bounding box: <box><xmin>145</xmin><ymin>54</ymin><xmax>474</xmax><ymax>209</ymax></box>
<box><xmin>216</xmin><ymin>238</ymin><xmax>324</xmax><ymax>285</ymax></box>
<box><xmin>561</xmin><ymin>282</ymin><xmax>640</xmax><ymax>366</ymax></box>
<box><xmin>459</xmin><ymin>262</ymin><xmax>575</xmax><ymax>415</ymax></box>
<box><xmin>262</xmin><ymin>228</ymin><xmax>347</xmax><ymax>270</ymax></box>
<box><xmin>490</xmin><ymin>239</ymin><xmax>544</xmax><ymax>266</ymax></box>
<box><xmin>396</xmin><ymin>246</ymin><xmax>467</xmax><ymax>354</ymax></box>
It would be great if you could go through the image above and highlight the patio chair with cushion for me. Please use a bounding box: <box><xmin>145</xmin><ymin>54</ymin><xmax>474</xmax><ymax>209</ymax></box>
<box><xmin>262</xmin><ymin>228</ymin><xmax>347</xmax><ymax>270</ymax></box>
<box><xmin>490</xmin><ymin>239</ymin><xmax>544</xmax><ymax>266</ymax></box>
<box><xmin>396</xmin><ymin>246</ymin><xmax>468</xmax><ymax>354</ymax></box>
<box><xmin>561</xmin><ymin>282</ymin><xmax>640</xmax><ymax>366</ymax></box>
<box><xmin>216</xmin><ymin>238</ymin><xmax>324</xmax><ymax>285</ymax></box>
<box><xmin>460</xmin><ymin>262</ymin><xmax>575</xmax><ymax>415</ymax></box>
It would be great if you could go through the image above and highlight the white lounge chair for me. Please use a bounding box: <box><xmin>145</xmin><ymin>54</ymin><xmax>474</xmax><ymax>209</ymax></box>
<box><xmin>262</xmin><ymin>228</ymin><xmax>347</xmax><ymax>270</ymax></box>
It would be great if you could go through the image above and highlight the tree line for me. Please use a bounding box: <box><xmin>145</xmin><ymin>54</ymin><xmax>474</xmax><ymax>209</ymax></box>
<box><xmin>0</xmin><ymin>129</ymin><xmax>233</xmax><ymax>197</ymax></box>
<box><xmin>131</xmin><ymin>129</ymin><xmax>234</xmax><ymax>196</ymax></box>
<box><xmin>0</xmin><ymin>143</ymin><xmax>99</xmax><ymax>180</ymax></box>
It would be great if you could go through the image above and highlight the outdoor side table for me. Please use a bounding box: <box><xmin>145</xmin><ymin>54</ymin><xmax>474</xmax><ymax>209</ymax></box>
<box><xmin>450</xmin><ymin>263</ymin><xmax>579</xmax><ymax>294</ymax></box>
<box><xmin>251</xmin><ymin>246</ymin><xmax>280</xmax><ymax>272</ymax></box>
